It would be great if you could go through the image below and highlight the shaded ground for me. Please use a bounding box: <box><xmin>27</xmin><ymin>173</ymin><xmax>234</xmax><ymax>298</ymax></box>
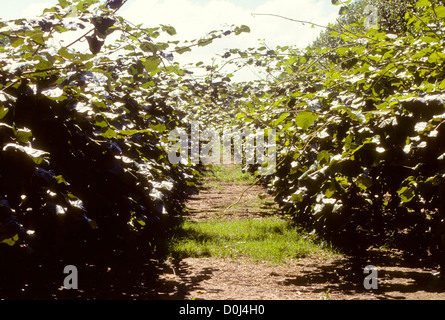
<box><xmin>156</xmin><ymin>255</ymin><xmax>445</xmax><ymax>300</ymax></box>
<box><xmin>186</xmin><ymin>183</ymin><xmax>279</xmax><ymax>222</ymax></box>
<box><xmin>155</xmin><ymin>166</ymin><xmax>445</xmax><ymax>300</ymax></box>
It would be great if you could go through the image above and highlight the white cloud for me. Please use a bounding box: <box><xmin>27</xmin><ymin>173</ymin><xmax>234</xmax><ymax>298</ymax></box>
<box><xmin>14</xmin><ymin>0</ymin><xmax>339</xmax><ymax>81</ymax></box>
<box><xmin>120</xmin><ymin>0</ymin><xmax>339</xmax><ymax>80</ymax></box>
<box><xmin>121</xmin><ymin>0</ymin><xmax>338</xmax><ymax>48</ymax></box>
<box><xmin>19</xmin><ymin>1</ymin><xmax>56</xmax><ymax>18</ymax></box>
<box><xmin>253</xmin><ymin>0</ymin><xmax>339</xmax><ymax>48</ymax></box>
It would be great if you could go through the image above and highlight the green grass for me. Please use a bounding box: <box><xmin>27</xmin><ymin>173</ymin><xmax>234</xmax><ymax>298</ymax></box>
<box><xmin>168</xmin><ymin>218</ymin><xmax>340</xmax><ymax>264</ymax></box>
<box><xmin>204</xmin><ymin>165</ymin><xmax>255</xmax><ymax>185</ymax></box>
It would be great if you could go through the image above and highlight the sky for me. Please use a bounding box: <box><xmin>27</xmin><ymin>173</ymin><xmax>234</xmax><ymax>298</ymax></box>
<box><xmin>1</xmin><ymin>0</ymin><xmax>341</xmax><ymax>81</ymax></box>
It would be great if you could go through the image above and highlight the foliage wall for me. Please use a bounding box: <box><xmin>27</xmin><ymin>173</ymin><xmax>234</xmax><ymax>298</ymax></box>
<box><xmin>0</xmin><ymin>0</ymin><xmax>249</xmax><ymax>298</ymax></box>
<box><xmin>225</xmin><ymin>0</ymin><xmax>445</xmax><ymax>269</ymax></box>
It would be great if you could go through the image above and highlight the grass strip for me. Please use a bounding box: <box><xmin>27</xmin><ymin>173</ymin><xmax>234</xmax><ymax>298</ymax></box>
<box><xmin>168</xmin><ymin>218</ymin><xmax>340</xmax><ymax>264</ymax></box>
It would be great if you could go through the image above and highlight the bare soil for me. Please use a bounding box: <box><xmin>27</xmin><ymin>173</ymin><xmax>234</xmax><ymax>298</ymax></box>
<box><xmin>155</xmin><ymin>168</ymin><xmax>445</xmax><ymax>300</ymax></box>
<box><xmin>186</xmin><ymin>181</ymin><xmax>279</xmax><ymax>222</ymax></box>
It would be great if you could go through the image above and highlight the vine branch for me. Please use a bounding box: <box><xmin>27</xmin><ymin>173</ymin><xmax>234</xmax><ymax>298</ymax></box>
<box><xmin>251</xmin><ymin>13</ymin><xmax>334</xmax><ymax>30</ymax></box>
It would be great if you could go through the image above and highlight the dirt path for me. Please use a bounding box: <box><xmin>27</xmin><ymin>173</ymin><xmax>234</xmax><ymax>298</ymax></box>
<box><xmin>155</xmin><ymin>166</ymin><xmax>445</xmax><ymax>300</ymax></box>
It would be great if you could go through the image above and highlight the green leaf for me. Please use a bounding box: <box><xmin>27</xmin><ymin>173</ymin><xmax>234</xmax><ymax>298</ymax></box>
<box><xmin>198</xmin><ymin>38</ymin><xmax>213</xmax><ymax>47</ymax></box>
<box><xmin>325</xmin><ymin>180</ymin><xmax>336</xmax><ymax>198</ymax></box>
<box><xmin>435</xmin><ymin>6</ymin><xmax>445</xmax><ymax>18</ymax></box>
<box><xmin>161</xmin><ymin>25</ymin><xmax>177</xmax><ymax>36</ymax></box>
<box><xmin>137</xmin><ymin>219</ymin><xmax>146</xmax><ymax>226</ymax></box>
<box><xmin>58</xmin><ymin>47</ymin><xmax>75</xmax><ymax>60</ymax></box>
<box><xmin>101</xmin><ymin>127</ymin><xmax>118</xmax><ymax>139</ymax></box>
<box><xmin>1</xmin><ymin>234</ymin><xmax>19</xmax><ymax>246</ymax></box>
<box><xmin>344</xmin><ymin>135</ymin><xmax>353</xmax><ymax>151</ymax></box>
<box><xmin>144</xmin><ymin>56</ymin><xmax>161</xmax><ymax>73</ymax></box>
<box><xmin>426</xmin><ymin>175</ymin><xmax>442</xmax><ymax>186</ymax></box>
<box><xmin>120</xmin><ymin>129</ymin><xmax>140</xmax><ymax>136</ymax></box>
<box><xmin>65</xmin><ymin>193</ymin><xmax>79</xmax><ymax>201</ymax></box>
<box><xmin>95</xmin><ymin>119</ymin><xmax>108</xmax><ymax>128</ymax></box>
<box><xmin>3</xmin><ymin>144</ymin><xmax>49</xmax><ymax>165</ymax></box>
<box><xmin>325</xmin><ymin>189</ymin><xmax>335</xmax><ymax>198</ymax></box>
<box><xmin>30</xmin><ymin>32</ymin><xmax>45</xmax><ymax>45</ymax></box>
<box><xmin>10</xmin><ymin>36</ymin><xmax>24</xmax><ymax>48</ymax></box>
<box><xmin>234</xmin><ymin>25</ymin><xmax>250</xmax><ymax>35</ymax></box>
<box><xmin>339</xmin><ymin>6</ymin><xmax>349</xmax><ymax>15</ymax></box>
<box><xmin>428</xmin><ymin>52</ymin><xmax>445</xmax><ymax>63</ymax></box>
<box><xmin>416</xmin><ymin>0</ymin><xmax>431</xmax><ymax>7</ymax></box>
<box><xmin>317</xmin><ymin>150</ymin><xmax>333</xmax><ymax>163</ymax></box>
<box><xmin>55</xmin><ymin>175</ymin><xmax>69</xmax><ymax>185</ymax></box>
<box><xmin>295</xmin><ymin>111</ymin><xmax>318</xmax><ymax>130</ymax></box>
<box><xmin>142</xmin><ymin>81</ymin><xmax>155</xmax><ymax>89</ymax></box>
<box><xmin>336</xmin><ymin>47</ymin><xmax>348</xmax><ymax>55</ymax></box>
<box><xmin>0</xmin><ymin>105</ymin><xmax>9</xmax><ymax>120</ymax></box>
<box><xmin>291</xmin><ymin>192</ymin><xmax>304</xmax><ymax>203</ymax></box>
<box><xmin>150</xmin><ymin>123</ymin><xmax>166</xmax><ymax>133</ymax></box>
<box><xmin>58</xmin><ymin>0</ymin><xmax>70</xmax><ymax>8</ymax></box>
<box><xmin>356</xmin><ymin>175</ymin><xmax>373</xmax><ymax>191</ymax></box>
<box><xmin>271</xmin><ymin>112</ymin><xmax>289</xmax><ymax>126</ymax></box>
<box><xmin>397</xmin><ymin>186</ymin><xmax>415</xmax><ymax>203</ymax></box>
<box><xmin>140</xmin><ymin>42</ymin><xmax>158</xmax><ymax>53</ymax></box>
<box><xmin>68</xmin><ymin>5</ymin><xmax>78</xmax><ymax>18</ymax></box>
<box><xmin>175</xmin><ymin>46</ymin><xmax>192</xmax><ymax>54</ymax></box>
<box><xmin>14</xmin><ymin>128</ymin><xmax>33</xmax><ymax>143</ymax></box>
<box><xmin>422</xmin><ymin>36</ymin><xmax>439</xmax><ymax>43</ymax></box>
